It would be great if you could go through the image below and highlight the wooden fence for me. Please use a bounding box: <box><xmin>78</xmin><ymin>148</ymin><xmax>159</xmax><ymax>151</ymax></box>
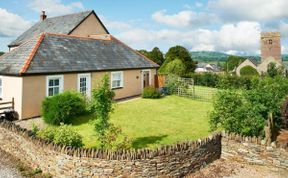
<box><xmin>0</xmin><ymin>98</ymin><xmax>14</xmax><ymax>115</ymax></box>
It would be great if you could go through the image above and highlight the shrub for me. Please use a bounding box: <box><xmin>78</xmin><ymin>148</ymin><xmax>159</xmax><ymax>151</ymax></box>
<box><xmin>217</xmin><ymin>75</ymin><xmax>253</xmax><ymax>90</ymax></box>
<box><xmin>53</xmin><ymin>125</ymin><xmax>83</xmax><ymax>147</ymax></box>
<box><xmin>37</xmin><ymin>125</ymin><xmax>83</xmax><ymax>148</ymax></box>
<box><xmin>100</xmin><ymin>124</ymin><xmax>131</xmax><ymax>150</ymax></box>
<box><xmin>210</xmin><ymin>76</ymin><xmax>288</xmax><ymax>137</ymax></box>
<box><xmin>240</xmin><ymin>66</ymin><xmax>259</xmax><ymax>77</ymax></box>
<box><xmin>37</xmin><ymin>127</ymin><xmax>56</xmax><ymax>141</ymax></box>
<box><xmin>142</xmin><ymin>86</ymin><xmax>161</xmax><ymax>99</ymax></box>
<box><xmin>163</xmin><ymin>58</ymin><xmax>186</xmax><ymax>76</ymax></box>
<box><xmin>164</xmin><ymin>74</ymin><xmax>181</xmax><ymax>94</ymax></box>
<box><xmin>42</xmin><ymin>91</ymin><xmax>87</xmax><ymax>125</ymax></box>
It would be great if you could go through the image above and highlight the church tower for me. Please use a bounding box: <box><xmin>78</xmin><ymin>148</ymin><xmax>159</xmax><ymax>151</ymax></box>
<box><xmin>260</xmin><ymin>32</ymin><xmax>281</xmax><ymax>62</ymax></box>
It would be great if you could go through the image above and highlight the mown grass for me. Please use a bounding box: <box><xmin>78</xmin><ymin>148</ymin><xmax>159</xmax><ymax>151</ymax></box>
<box><xmin>71</xmin><ymin>95</ymin><xmax>213</xmax><ymax>149</ymax></box>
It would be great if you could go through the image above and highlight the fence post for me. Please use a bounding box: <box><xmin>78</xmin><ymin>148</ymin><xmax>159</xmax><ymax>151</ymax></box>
<box><xmin>12</xmin><ymin>97</ymin><xmax>14</xmax><ymax>110</ymax></box>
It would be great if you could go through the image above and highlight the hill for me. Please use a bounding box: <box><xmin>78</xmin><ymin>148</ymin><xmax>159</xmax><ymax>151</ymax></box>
<box><xmin>191</xmin><ymin>51</ymin><xmax>228</xmax><ymax>62</ymax></box>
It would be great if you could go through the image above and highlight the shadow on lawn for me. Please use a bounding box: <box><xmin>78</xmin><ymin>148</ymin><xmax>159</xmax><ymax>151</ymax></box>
<box><xmin>70</xmin><ymin>115</ymin><xmax>93</xmax><ymax>126</ymax></box>
<box><xmin>132</xmin><ymin>135</ymin><xmax>168</xmax><ymax>149</ymax></box>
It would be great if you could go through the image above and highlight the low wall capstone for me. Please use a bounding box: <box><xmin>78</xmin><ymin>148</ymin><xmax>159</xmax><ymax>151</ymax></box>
<box><xmin>0</xmin><ymin>119</ymin><xmax>221</xmax><ymax>177</ymax></box>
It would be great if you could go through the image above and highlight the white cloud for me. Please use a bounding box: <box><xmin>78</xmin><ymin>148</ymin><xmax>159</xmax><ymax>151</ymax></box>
<box><xmin>152</xmin><ymin>10</ymin><xmax>218</xmax><ymax>28</ymax></box>
<box><xmin>195</xmin><ymin>2</ymin><xmax>204</xmax><ymax>8</ymax></box>
<box><xmin>209</xmin><ymin>0</ymin><xmax>288</xmax><ymax>21</ymax></box>
<box><xmin>115</xmin><ymin>21</ymin><xmax>261</xmax><ymax>55</ymax></box>
<box><xmin>0</xmin><ymin>8</ymin><xmax>31</xmax><ymax>37</ymax></box>
<box><xmin>29</xmin><ymin>0</ymin><xmax>84</xmax><ymax>16</ymax></box>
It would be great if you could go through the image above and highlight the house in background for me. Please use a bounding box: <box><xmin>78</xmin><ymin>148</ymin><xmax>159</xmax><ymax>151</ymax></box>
<box><xmin>0</xmin><ymin>10</ymin><xmax>158</xmax><ymax>120</ymax></box>
<box><xmin>195</xmin><ymin>62</ymin><xmax>220</xmax><ymax>73</ymax></box>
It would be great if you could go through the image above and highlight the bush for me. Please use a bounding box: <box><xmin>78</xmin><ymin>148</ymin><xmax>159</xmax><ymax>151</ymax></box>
<box><xmin>240</xmin><ymin>66</ymin><xmax>259</xmax><ymax>77</ymax></box>
<box><xmin>37</xmin><ymin>125</ymin><xmax>83</xmax><ymax>148</ymax></box>
<box><xmin>42</xmin><ymin>91</ymin><xmax>87</xmax><ymax>125</ymax></box>
<box><xmin>142</xmin><ymin>86</ymin><xmax>161</xmax><ymax>99</ymax></box>
<box><xmin>210</xmin><ymin>76</ymin><xmax>288</xmax><ymax>137</ymax></box>
<box><xmin>161</xmin><ymin>58</ymin><xmax>186</xmax><ymax>76</ymax></box>
<box><xmin>216</xmin><ymin>75</ymin><xmax>253</xmax><ymax>90</ymax></box>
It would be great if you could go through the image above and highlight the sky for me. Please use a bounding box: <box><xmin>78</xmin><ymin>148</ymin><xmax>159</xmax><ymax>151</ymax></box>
<box><xmin>1</xmin><ymin>0</ymin><xmax>288</xmax><ymax>55</ymax></box>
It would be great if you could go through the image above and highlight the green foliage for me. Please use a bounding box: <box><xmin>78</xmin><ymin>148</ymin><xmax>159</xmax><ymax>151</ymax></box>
<box><xmin>142</xmin><ymin>86</ymin><xmax>161</xmax><ymax>99</ymax></box>
<box><xmin>225</xmin><ymin>55</ymin><xmax>246</xmax><ymax>71</ymax></box>
<box><xmin>31</xmin><ymin>122</ymin><xmax>40</xmax><ymax>135</ymax></box>
<box><xmin>99</xmin><ymin>124</ymin><xmax>131</xmax><ymax>150</ymax></box>
<box><xmin>191</xmin><ymin>51</ymin><xmax>229</xmax><ymax>62</ymax></box>
<box><xmin>42</xmin><ymin>91</ymin><xmax>86</xmax><ymax>125</ymax></box>
<box><xmin>163</xmin><ymin>45</ymin><xmax>196</xmax><ymax>73</ymax></box>
<box><xmin>267</xmin><ymin>62</ymin><xmax>283</xmax><ymax>77</ymax></box>
<box><xmin>165</xmin><ymin>74</ymin><xmax>181</xmax><ymax>94</ymax></box>
<box><xmin>138</xmin><ymin>47</ymin><xmax>164</xmax><ymax>65</ymax></box>
<box><xmin>164</xmin><ymin>58</ymin><xmax>186</xmax><ymax>76</ymax></box>
<box><xmin>37</xmin><ymin>125</ymin><xmax>83</xmax><ymax>148</ymax></box>
<box><xmin>53</xmin><ymin>124</ymin><xmax>84</xmax><ymax>147</ymax></box>
<box><xmin>0</xmin><ymin>52</ymin><xmax>4</xmax><ymax>56</ymax></box>
<box><xmin>210</xmin><ymin>77</ymin><xmax>288</xmax><ymax>137</ymax></box>
<box><xmin>240</xmin><ymin>66</ymin><xmax>259</xmax><ymax>76</ymax></box>
<box><xmin>216</xmin><ymin>75</ymin><xmax>253</xmax><ymax>90</ymax></box>
<box><xmin>187</xmin><ymin>73</ymin><xmax>219</xmax><ymax>87</ymax></box>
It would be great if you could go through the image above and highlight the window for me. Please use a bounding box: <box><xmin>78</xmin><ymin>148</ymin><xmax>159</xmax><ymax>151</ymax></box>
<box><xmin>0</xmin><ymin>78</ymin><xmax>2</xmax><ymax>98</ymax></box>
<box><xmin>269</xmin><ymin>39</ymin><xmax>273</xmax><ymax>45</ymax></box>
<box><xmin>78</xmin><ymin>73</ymin><xmax>91</xmax><ymax>97</ymax></box>
<box><xmin>46</xmin><ymin>75</ymin><xmax>63</xmax><ymax>96</ymax></box>
<box><xmin>111</xmin><ymin>71</ymin><xmax>123</xmax><ymax>89</ymax></box>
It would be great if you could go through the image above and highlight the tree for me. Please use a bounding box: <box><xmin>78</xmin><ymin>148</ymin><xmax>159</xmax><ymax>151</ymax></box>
<box><xmin>267</xmin><ymin>62</ymin><xmax>283</xmax><ymax>77</ymax></box>
<box><xmin>163</xmin><ymin>45</ymin><xmax>196</xmax><ymax>73</ymax></box>
<box><xmin>164</xmin><ymin>58</ymin><xmax>186</xmax><ymax>76</ymax></box>
<box><xmin>240</xmin><ymin>66</ymin><xmax>259</xmax><ymax>77</ymax></box>
<box><xmin>138</xmin><ymin>47</ymin><xmax>164</xmax><ymax>65</ymax></box>
<box><xmin>91</xmin><ymin>75</ymin><xmax>115</xmax><ymax>142</ymax></box>
<box><xmin>225</xmin><ymin>56</ymin><xmax>246</xmax><ymax>71</ymax></box>
<box><xmin>0</xmin><ymin>52</ymin><xmax>4</xmax><ymax>56</ymax></box>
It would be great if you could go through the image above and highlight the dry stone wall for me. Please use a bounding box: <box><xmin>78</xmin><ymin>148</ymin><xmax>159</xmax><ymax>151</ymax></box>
<box><xmin>222</xmin><ymin>132</ymin><xmax>288</xmax><ymax>169</ymax></box>
<box><xmin>0</xmin><ymin>120</ymin><xmax>221</xmax><ymax>177</ymax></box>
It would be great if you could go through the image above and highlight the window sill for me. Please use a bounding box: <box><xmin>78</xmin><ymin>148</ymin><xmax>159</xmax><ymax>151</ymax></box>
<box><xmin>112</xmin><ymin>87</ymin><xmax>123</xmax><ymax>90</ymax></box>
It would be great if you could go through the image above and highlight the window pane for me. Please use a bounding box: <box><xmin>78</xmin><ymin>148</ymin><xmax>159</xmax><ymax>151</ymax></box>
<box><xmin>49</xmin><ymin>80</ymin><xmax>54</xmax><ymax>86</ymax></box>
<box><xmin>54</xmin><ymin>87</ymin><xmax>59</xmax><ymax>95</ymax></box>
<box><xmin>48</xmin><ymin>88</ymin><xmax>53</xmax><ymax>96</ymax></box>
<box><xmin>113</xmin><ymin>73</ymin><xmax>121</xmax><ymax>80</ymax></box>
<box><xmin>54</xmin><ymin>79</ymin><xmax>59</xmax><ymax>86</ymax></box>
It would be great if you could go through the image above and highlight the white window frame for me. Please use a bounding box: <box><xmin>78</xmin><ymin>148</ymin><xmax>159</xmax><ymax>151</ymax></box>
<box><xmin>77</xmin><ymin>73</ymin><xmax>91</xmax><ymax>97</ymax></box>
<box><xmin>46</xmin><ymin>75</ymin><xmax>64</xmax><ymax>97</ymax></box>
<box><xmin>0</xmin><ymin>77</ymin><xmax>3</xmax><ymax>98</ymax></box>
<box><xmin>111</xmin><ymin>71</ymin><xmax>124</xmax><ymax>89</ymax></box>
<box><xmin>141</xmin><ymin>69</ymin><xmax>151</xmax><ymax>90</ymax></box>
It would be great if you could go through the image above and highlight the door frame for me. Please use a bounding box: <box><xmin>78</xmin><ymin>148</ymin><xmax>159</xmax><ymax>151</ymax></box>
<box><xmin>141</xmin><ymin>69</ymin><xmax>151</xmax><ymax>90</ymax></box>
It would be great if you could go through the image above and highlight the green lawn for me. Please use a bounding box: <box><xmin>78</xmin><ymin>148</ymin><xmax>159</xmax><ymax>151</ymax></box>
<box><xmin>71</xmin><ymin>95</ymin><xmax>213</xmax><ymax>149</ymax></box>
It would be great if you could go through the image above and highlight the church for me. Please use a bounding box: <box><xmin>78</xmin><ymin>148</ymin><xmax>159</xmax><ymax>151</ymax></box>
<box><xmin>236</xmin><ymin>32</ymin><xmax>283</xmax><ymax>76</ymax></box>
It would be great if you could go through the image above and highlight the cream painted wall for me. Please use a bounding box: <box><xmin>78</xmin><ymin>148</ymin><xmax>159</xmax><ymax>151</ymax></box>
<box><xmin>1</xmin><ymin>76</ymin><xmax>23</xmax><ymax>119</ymax></box>
<box><xmin>20</xmin><ymin>69</ymin><xmax>157</xmax><ymax>119</ymax></box>
<box><xmin>71</xmin><ymin>13</ymin><xmax>108</xmax><ymax>36</ymax></box>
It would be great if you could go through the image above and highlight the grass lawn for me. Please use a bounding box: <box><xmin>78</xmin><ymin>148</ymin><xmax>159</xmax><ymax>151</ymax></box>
<box><xmin>71</xmin><ymin>95</ymin><xmax>213</xmax><ymax>149</ymax></box>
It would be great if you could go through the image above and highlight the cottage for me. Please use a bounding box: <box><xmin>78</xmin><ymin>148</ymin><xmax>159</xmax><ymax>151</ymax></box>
<box><xmin>0</xmin><ymin>10</ymin><xmax>158</xmax><ymax>119</ymax></box>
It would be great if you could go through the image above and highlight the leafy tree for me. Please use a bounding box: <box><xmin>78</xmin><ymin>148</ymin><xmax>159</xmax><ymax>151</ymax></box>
<box><xmin>0</xmin><ymin>52</ymin><xmax>4</xmax><ymax>56</ymax></box>
<box><xmin>91</xmin><ymin>75</ymin><xmax>115</xmax><ymax>139</ymax></box>
<box><xmin>138</xmin><ymin>47</ymin><xmax>164</xmax><ymax>65</ymax></box>
<box><xmin>267</xmin><ymin>62</ymin><xmax>283</xmax><ymax>77</ymax></box>
<box><xmin>164</xmin><ymin>45</ymin><xmax>196</xmax><ymax>73</ymax></box>
<box><xmin>164</xmin><ymin>58</ymin><xmax>186</xmax><ymax>76</ymax></box>
<box><xmin>225</xmin><ymin>55</ymin><xmax>246</xmax><ymax>71</ymax></box>
<box><xmin>240</xmin><ymin>66</ymin><xmax>259</xmax><ymax>77</ymax></box>
<box><xmin>90</xmin><ymin>75</ymin><xmax>131</xmax><ymax>149</ymax></box>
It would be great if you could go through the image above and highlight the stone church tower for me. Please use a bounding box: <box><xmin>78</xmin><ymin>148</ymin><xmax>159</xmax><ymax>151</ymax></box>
<box><xmin>261</xmin><ymin>32</ymin><xmax>281</xmax><ymax>62</ymax></box>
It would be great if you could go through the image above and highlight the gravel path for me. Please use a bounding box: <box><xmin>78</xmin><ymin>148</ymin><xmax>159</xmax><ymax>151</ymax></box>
<box><xmin>0</xmin><ymin>149</ymin><xmax>23</xmax><ymax>178</ymax></box>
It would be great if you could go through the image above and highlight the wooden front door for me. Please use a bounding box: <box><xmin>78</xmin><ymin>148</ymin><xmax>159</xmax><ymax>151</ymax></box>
<box><xmin>143</xmin><ymin>71</ymin><xmax>150</xmax><ymax>88</ymax></box>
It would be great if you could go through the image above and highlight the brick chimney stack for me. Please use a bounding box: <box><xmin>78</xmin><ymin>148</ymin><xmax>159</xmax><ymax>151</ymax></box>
<box><xmin>40</xmin><ymin>11</ymin><xmax>47</xmax><ymax>21</ymax></box>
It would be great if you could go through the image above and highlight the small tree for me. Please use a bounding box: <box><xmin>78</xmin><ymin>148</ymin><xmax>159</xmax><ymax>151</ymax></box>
<box><xmin>240</xmin><ymin>66</ymin><xmax>259</xmax><ymax>77</ymax></box>
<box><xmin>267</xmin><ymin>62</ymin><xmax>283</xmax><ymax>77</ymax></box>
<box><xmin>91</xmin><ymin>75</ymin><xmax>115</xmax><ymax>140</ymax></box>
<box><xmin>91</xmin><ymin>75</ymin><xmax>131</xmax><ymax>149</ymax></box>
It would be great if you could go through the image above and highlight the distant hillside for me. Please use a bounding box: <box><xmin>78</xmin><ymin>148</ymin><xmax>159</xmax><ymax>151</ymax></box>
<box><xmin>191</xmin><ymin>51</ymin><xmax>229</xmax><ymax>62</ymax></box>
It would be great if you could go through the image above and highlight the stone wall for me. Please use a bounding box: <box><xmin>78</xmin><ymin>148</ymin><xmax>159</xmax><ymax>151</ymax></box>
<box><xmin>0</xmin><ymin>120</ymin><xmax>221</xmax><ymax>177</ymax></box>
<box><xmin>222</xmin><ymin>132</ymin><xmax>288</xmax><ymax>169</ymax></box>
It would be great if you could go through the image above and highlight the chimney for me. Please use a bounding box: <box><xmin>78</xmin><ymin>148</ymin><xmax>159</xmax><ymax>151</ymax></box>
<box><xmin>40</xmin><ymin>11</ymin><xmax>47</xmax><ymax>21</ymax></box>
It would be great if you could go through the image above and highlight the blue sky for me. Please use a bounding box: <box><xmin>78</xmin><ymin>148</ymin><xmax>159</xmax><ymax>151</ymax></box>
<box><xmin>1</xmin><ymin>0</ymin><xmax>288</xmax><ymax>55</ymax></box>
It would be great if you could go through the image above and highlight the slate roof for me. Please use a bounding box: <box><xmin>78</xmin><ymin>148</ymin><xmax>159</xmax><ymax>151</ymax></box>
<box><xmin>0</xmin><ymin>33</ymin><xmax>159</xmax><ymax>75</ymax></box>
<box><xmin>8</xmin><ymin>10</ymin><xmax>109</xmax><ymax>47</ymax></box>
<box><xmin>246</xmin><ymin>58</ymin><xmax>259</xmax><ymax>66</ymax></box>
